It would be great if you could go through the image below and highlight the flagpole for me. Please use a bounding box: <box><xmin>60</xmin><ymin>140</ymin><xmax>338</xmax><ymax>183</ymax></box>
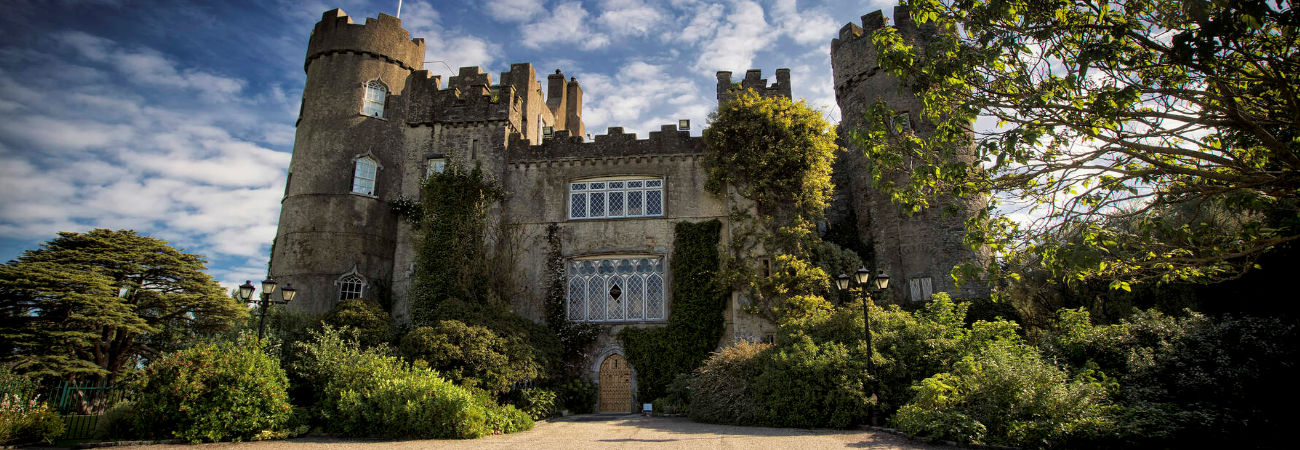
<box><xmin>397</xmin><ymin>0</ymin><xmax>403</xmax><ymax>18</ymax></box>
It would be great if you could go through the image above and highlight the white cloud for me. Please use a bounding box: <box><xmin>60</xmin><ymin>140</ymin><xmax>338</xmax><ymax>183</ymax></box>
<box><xmin>56</xmin><ymin>31</ymin><xmax>246</xmax><ymax>100</ymax></box>
<box><xmin>484</xmin><ymin>0</ymin><xmax>546</xmax><ymax>23</ymax></box>
<box><xmin>580</xmin><ymin>60</ymin><xmax>714</xmax><ymax>137</ymax></box>
<box><xmin>771</xmin><ymin>0</ymin><xmax>837</xmax><ymax>45</ymax></box>
<box><xmin>597</xmin><ymin>0</ymin><xmax>665</xmax><ymax>36</ymax></box>
<box><xmin>671</xmin><ymin>2</ymin><xmax>725</xmax><ymax>44</ymax></box>
<box><xmin>693</xmin><ymin>1</ymin><xmax>774</xmax><ymax>74</ymax></box>
<box><xmin>521</xmin><ymin>2</ymin><xmax>610</xmax><ymax>51</ymax></box>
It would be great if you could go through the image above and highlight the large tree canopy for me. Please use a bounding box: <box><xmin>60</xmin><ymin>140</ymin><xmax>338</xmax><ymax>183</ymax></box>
<box><xmin>0</xmin><ymin>229</ymin><xmax>245</xmax><ymax>382</ymax></box>
<box><xmin>856</xmin><ymin>0</ymin><xmax>1300</xmax><ymax>287</ymax></box>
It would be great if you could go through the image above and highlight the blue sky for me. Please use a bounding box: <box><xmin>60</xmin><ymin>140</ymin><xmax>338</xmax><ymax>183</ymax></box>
<box><xmin>0</xmin><ymin>0</ymin><xmax>898</xmax><ymax>291</ymax></box>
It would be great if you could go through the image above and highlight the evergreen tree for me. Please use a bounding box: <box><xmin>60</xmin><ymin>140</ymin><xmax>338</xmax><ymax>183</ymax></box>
<box><xmin>0</xmin><ymin>229</ymin><xmax>245</xmax><ymax>382</ymax></box>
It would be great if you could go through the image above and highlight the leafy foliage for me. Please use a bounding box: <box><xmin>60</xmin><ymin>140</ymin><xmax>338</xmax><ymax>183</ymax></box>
<box><xmin>0</xmin><ymin>369</ymin><xmax>64</xmax><ymax>445</ymax></box>
<box><xmin>399</xmin><ymin>320</ymin><xmax>540</xmax><ymax>395</ymax></box>
<box><xmin>620</xmin><ymin>220</ymin><xmax>727</xmax><ymax>402</ymax></box>
<box><xmin>132</xmin><ymin>337</ymin><xmax>292</xmax><ymax>443</ymax></box>
<box><xmin>293</xmin><ymin>327</ymin><xmax>532</xmax><ymax>439</ymax></box>
<box><xmin>703</xmin><ymin>89</ymin><xmax>838</xmax><ymax>223</ymax></box>
<box><xmin>541</xmin><ymin>224</ymin><xmax>599</xmax><ymax>377</ymax></box>
<box><xmin>320</xmin><ymin>298</ymin><xmax>393</xmax><ymax>348</ymax></box>
<box><xmin>0</xmin><ymin>229</ymin><xmax>245</xmax><ymax>382</ymax></box>
<box><xmin>410</xmin><ymin>165</ymin><xmax>506</xmax><ymax>325</ymax></box>
<box><xmin>857</xmin><ymin>0</ymin><xmax>1300</xmax><ymax>285</ymax></box>
<box><xmin>893</xmin><ymin>340</ymin><xmax>1114</xmax><ymax>448</ymax></box>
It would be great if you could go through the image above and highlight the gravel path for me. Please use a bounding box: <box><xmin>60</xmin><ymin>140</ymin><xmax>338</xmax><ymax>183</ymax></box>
<box><xmin>106</xmin><ymin>415</ymin><xmax>957</xmax><ymax>450</ymax></box>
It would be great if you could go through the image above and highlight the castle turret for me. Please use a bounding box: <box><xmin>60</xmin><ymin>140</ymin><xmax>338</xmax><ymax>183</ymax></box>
<box><xmin>271</xmin><ymin>9</ymin><xmax>426</xmax><ymax>314</ymax></box>
<box><xmin>716</xmin><ymin>68</ymin><xmax>791</xmax><ymax>105</ymax></box>
<box><xmin>829</xmin><ymin>6</ymin><xmax>987</xmax><ymax>302</ymax></box>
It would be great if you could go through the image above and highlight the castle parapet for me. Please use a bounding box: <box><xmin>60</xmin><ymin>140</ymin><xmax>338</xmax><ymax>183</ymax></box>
<box><xmin>306</xmin><ymin>9</ymin><xmax>425</xmax><ymax>73</ymax></box>
<box><xmin>507</xmin><ymin>125</ymin><xmax>701</xmax><ymax>161</ymax></box>
<box><xmin>716</xmin><ymin>68</ymin><xmax>791</xmax><ymax>105</ymax></box>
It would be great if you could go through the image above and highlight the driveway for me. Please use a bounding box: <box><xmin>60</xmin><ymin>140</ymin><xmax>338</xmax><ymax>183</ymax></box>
<box><xmin>110</xmin><ymin>414</ymin><xmax>958</xmax><ymax>449</ymax></box>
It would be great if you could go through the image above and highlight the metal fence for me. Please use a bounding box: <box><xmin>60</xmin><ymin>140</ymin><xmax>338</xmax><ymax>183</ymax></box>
<box><xmin>46</xmin><ymin>381</ymin><xmax>131</xmax><ymax>440</ymax></box>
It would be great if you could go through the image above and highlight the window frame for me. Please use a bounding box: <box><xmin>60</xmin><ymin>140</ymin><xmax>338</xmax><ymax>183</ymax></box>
<box><xmin>351</xmin><ymin>156</ymin><xmax>378</xmax><ymax>196</ymax></box>
<box><xmin>335</xmin><ymin>268</ymin><xmax>368</xmax><ymax>301</ymax></box>
<box><xmin>362</xmin><ymin>80</ymin><xmax>388</xmax><ymax>118</ymax></box>
<box><xmin>568</xmin><ymin>177</ymin><xmax>664</xmax><ymax>220</ymax></box>
<box><xmin>908</xmin><ymin>276</ymin><xmax>934</xmax><ymax>302</ymax></box>
<box><xmin>565</xmin><ymin>255</ymin><xmax>667</xmax><ymax>323</ymax></box>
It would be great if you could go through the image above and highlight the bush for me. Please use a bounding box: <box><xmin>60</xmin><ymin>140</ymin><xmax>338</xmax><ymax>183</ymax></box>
<box><xmin>512</xmin><ymin>388</ymin><xmax>557</xmax><ymax>420</ymax></box>
<box><xmin>399</xmin><ymin>321</ymin><xmax>540</xmax><ymax>394</ymax></box>
<box><xmin>686</xmin><ymin>341</ymin><xmax>770</xmax><ymax>425</ymax></box>
<box><xmin>893</xmin><ymin>340</ymin><xmax>1115</xmax><ymax>447</ymax></box>
<box><xmin>93</xmin><ymin>401</ymin><xmax>139</xmax><ymax>441</ymax></box>
<box><xmin>294</xmin><ymin>327</ymin><xmax>531</xmax><ymax>438</ymax></box>
<box><xmin>132</xmin><ymin>337</ymin><xmax>292</xmax><ymax>442</ymax></box>
<box><xmin>320</xmin><ymin>298</ymin><xmax>393</xmax><ymax>348</ymax></box>
<box><xmin>554</xmin><ymin>379</ymin><xmax>596</xmax><ymax>414</ymax></box>
<box><xmin>0</xmin><ymin>369</ymin><xmax>64</xmax><ymax>445</ymax></box>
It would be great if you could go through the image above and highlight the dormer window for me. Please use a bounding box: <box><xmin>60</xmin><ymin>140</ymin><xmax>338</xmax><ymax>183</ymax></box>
<box><xmin>352</xmin><ymin>156</ymin><xmax>378</xmax><ymax>196</ymax></box>
<box><xmin>363</xmin><ymin>80</ymin><xmax>387</xmax><ymax>118</ymax></box>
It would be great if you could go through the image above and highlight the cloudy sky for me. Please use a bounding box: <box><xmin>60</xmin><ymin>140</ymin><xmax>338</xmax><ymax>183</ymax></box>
<box><xmin>0</xmin><ymin>0</ymin><xmax>899</xmax><ymax>291</ymax></box>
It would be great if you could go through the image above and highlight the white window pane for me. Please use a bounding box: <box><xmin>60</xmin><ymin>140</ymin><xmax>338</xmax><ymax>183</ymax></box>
<box><xmin>647</xmin><ymin>273</ymin><xmax>664</xmax><ymax>320</ymax></box>
<box><xmin>627</xmin><ymin>191</ymin><xmax>643</xmax><ymax>216</ymax></box>
<box><xmin>587</xmin><ymin>278</ymin><xmax>605</xmax><ymax>321</ymax></box>
<box><xmin>590</xmin><ymin>192</ymin><xmax>605</xmax><ymax>217</ymax></box>
<box><xmin>646</xmin><ymin>190</ymin><xmax>662</xmax><ymax>215</ymax></box>
<box><xmin>608</xmin><ymin>191</ymin><xmax>624</xmax><ymax>217</ymax></box>
<box><xmin>570</xmin><ymin>193</ymin><xmax>586</xmax><ymax>218</ymax></box>
<box><xmin>568</xmin><ymin>278</ymin><xmax>585</xmax><ymax>321</ymax></box>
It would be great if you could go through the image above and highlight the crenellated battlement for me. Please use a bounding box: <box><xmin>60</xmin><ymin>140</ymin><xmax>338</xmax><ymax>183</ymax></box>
<box><xmin>506</xmin><ymin>124</ymin><xmax>701</xmax><ymax>162</ymax></box>
<box><xmin>716</xmin><ymin>68</ymin><xmax>791</xmax><ymax>105</ymax></box>
<box><xmin>305</xmin><ymin>9</ymin><xmax>425</xmax><ymax>73</ymax></box>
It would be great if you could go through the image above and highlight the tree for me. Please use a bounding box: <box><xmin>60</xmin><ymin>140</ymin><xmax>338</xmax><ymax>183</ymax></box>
<box><xmin>855</xmin><ymin>0</ymin><xmax>1300</xmax><ymax>286</ymax></box>
<box><xmin>0</xmin><ymin>229</ymin><xmax>245</xmax><ymax>382</ymax></box>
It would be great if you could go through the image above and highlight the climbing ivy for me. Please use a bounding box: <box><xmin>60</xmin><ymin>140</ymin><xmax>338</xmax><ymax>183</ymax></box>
<box><xmin>620</xmin><ymin>220</ymin><xmax>727</xmax><ymax>402</ymax></box>
<box><xmin>542</xmin><ymin>224</ymin><xmax>600</xmax><ymax>376</ymax></box>
<box><xmin>409</xmin><ymin>164</ymin><xmax>503</xmax><ymax>326</ymax></box>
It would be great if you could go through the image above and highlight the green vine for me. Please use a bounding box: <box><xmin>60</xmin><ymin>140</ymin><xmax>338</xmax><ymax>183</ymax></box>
<box><xmin>542</xmin><ymin>224</ymin><xmax>600</xmax><ymax>376</ymax></box>
<box><xmin>620</xmin><ymin>220</ymin><xmax>727</xmax><ymax>402</ymax></box>
<box><xmin>409</xmin><ymin>164</ymin><xmax>504</xmax><ymax>325</ymax></box>
<box><xmin>388</xmin><ymin>197</ymin><xmax>425</xmax><ymax>224</ymax></box>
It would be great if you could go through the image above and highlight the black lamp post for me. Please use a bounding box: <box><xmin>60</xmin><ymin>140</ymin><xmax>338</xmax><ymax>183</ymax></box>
<box><xmin>835</xmin><ymin>267</ymin><xmax>889</xmax><ymax>422</ymax></box>
<box><xmin>238</xmin><ymin>277</ymin><xmax>297</xmax><ymax>340</ymax></box>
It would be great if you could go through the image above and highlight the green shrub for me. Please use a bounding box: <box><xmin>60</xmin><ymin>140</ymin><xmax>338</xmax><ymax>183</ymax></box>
<box><xmin>94</xmin><ymin>400</ymin><xmax>139</xmax><ymax>440</ymax></box>
<box><xmin>513</xmin><ymin>388</ymin><xmax>557</xmax><ymax>420</ymax></box>
<box><xmin>294</xmin><ymin>326</ymin><xmax>531</xmax><ymax>438</ymax></box>
<box><xmin>893</xmin><ymin>340</ymin><xmax>1115</xmax><ymax>447</ymax></box>
<box><xmin>399</xmin><ymin>321</ymin><xmax>539</xmax><ymax>394</ymax></box>
<box><xmin>133</xmin><ymin>337</ymin><xmax>292</xmax><ymax>442</ymax></box>
<box><xmin>320</xmin><ymin>298</ymin><xmax>393</xmax><ymax>348</ymax></box>
<box><xmin>485</xmin><ymin>404</ymin><xmax>533</xmax><ymax>433</ymax></box>
<box><xmin>554</xmin><ymin>379</ymin><xmax>596</xmax><ymax>414</ymax></box>
<box><xmin>686</xmin><ymin>340</ymin><xmax>770</xmax><ymax>425</ymax></box>
<box><xmin>1</xmin><ymin>369</ymin><xmax>64</xmax><ymax>445</ymax></box>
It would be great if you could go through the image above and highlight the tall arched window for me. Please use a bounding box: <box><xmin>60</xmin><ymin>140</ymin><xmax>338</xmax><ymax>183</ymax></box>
<box><xmin>335</xmin><ymin>269</ymin><xmax>367</xmax><ymax>301</ymax></box>
<box><xmin>362</xmin><ymin>80</ymin><xmax>387</xmax><ymax>118</ymax></box>
<box><xmin>352</xmin><ymin>156</ymin><xmax>377</xmax><ymax>196</ymax></box>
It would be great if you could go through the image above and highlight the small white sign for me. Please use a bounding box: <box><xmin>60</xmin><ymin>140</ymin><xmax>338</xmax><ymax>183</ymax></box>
<box><xmin>643</xmin><ymin>403</ymin><xmax>653</xmax><ymax>413</ymax></box>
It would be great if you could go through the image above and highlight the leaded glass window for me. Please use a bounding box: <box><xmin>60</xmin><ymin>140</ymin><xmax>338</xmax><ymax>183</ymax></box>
<box><xmin>352</xmin><ymin>156</ymin><xmax>377</xmax><ymax>196</ymax></box>
<box><xmin>363</xmin><ymin>80</ymin><xmax>387</xmax><ymax>117</ymax></box>
<box><xmin>336</xmin><ymin>272</ymin><xmax>366</xmax><ymax>301</ymax></box>
<box><xmin>566</xmin><ymin>256</ymin><xmax>666</xmax><ymax>322</ymax></box>
<box><xmin>568</xmin><ymin>177</ymin><xmax>664</xmax><ymax>219</ymax></box>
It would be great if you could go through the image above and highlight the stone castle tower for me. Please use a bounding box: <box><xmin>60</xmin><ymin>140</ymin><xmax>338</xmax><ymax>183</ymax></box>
<box><xmin>270</xmin><ymin>8</ymin><xmax>985</xmax><ymax>410</ymax></box>
<box><xmin>829</xmin><ymin>6</ymin><xmax>988</xmax><ymax>302</ymax></box>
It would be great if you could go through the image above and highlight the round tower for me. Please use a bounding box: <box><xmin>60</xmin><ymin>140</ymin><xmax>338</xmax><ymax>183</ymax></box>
<box><xmin>271</xmin><ymin>9</ymin><xmax>425</xmax><ymax>314</ymax></box>
<box><xmin>830</xmin><ymin>6</ymin><xmax>988</xmax><ymax>301</ymax></box>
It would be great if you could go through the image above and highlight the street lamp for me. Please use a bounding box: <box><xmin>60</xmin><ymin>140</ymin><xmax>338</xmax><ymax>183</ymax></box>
<box><xmin>237</xmin><ymin>277</ymin><xmax>297</xmax><ymax>340</ymax></box>
<box><xmin>835</xmin><ymin>266</ymin><xmax>889</xmax><ymax>424</ymax></box>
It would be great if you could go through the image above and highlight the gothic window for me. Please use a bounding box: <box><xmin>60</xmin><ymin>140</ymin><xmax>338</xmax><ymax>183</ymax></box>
<box><xmin>363</xmin><ymin>80</ymin><xmax>387</xmax><ymax>118</ymax></box>
<box><xmin>566</xmin><ymin>256</ymin><xmax>666</xmax><ymax>322</ymax></box>
<box><xmin>352</xmin><ymin>156</ymin><xmax>377</xmax><ymax>196</ymax></box>
<box><xmin>908</xmin><ymin>276</ymin><xmax>933</xmax><ymax>301</ymax></box>
<box><xmin>425</xmin><ymin>158</ymin><xmax>446</xmax><ymax>177</ymax></box>
<box><xmin>335</xmin><ymin>269</ymin><xmax>367</xmax><ymax>301</ymax></box>
<box><xmin>568</xmin><ymin>177</ymin><xmax>664</xmax><ymax>220</ymax></box>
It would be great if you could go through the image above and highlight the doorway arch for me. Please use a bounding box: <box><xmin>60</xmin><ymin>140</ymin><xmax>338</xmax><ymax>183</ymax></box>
<box><xmin>598</xmin><ymin>353</ymin><xmax>633</xmax><ymax>413</ymax></box>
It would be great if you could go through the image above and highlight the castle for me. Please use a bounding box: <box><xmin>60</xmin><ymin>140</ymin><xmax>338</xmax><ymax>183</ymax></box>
<box><xmin>270</xmin><ymin>6</ymin><xmax>984</xmax><ymax>412</ymax></box>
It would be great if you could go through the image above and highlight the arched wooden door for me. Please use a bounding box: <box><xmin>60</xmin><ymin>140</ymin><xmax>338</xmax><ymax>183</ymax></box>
<box><xmin>599</xmin><ymin>354</ymin><xmax>633</xmax><ymax>413</ymax></box>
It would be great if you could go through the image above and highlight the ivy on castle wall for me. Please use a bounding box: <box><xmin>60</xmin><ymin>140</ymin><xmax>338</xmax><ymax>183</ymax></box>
<box><xmin>409</xmin><ymin>164</ymin><xmax>504</xmax><ymax>325</ymax></box>
<box><xmin>542</xmin><ymin>224</ymin><xmax>600</xmax><ymax>376</ymax></box>
<box><xmin>620</xmin><ymin>220</ymin><xmax>727</xmax><ymax>402</ymax></box>
<box><xmin>701</xmin><ymin>89</ymin><xmax>853</xmax><ymax>321</ymax></box>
